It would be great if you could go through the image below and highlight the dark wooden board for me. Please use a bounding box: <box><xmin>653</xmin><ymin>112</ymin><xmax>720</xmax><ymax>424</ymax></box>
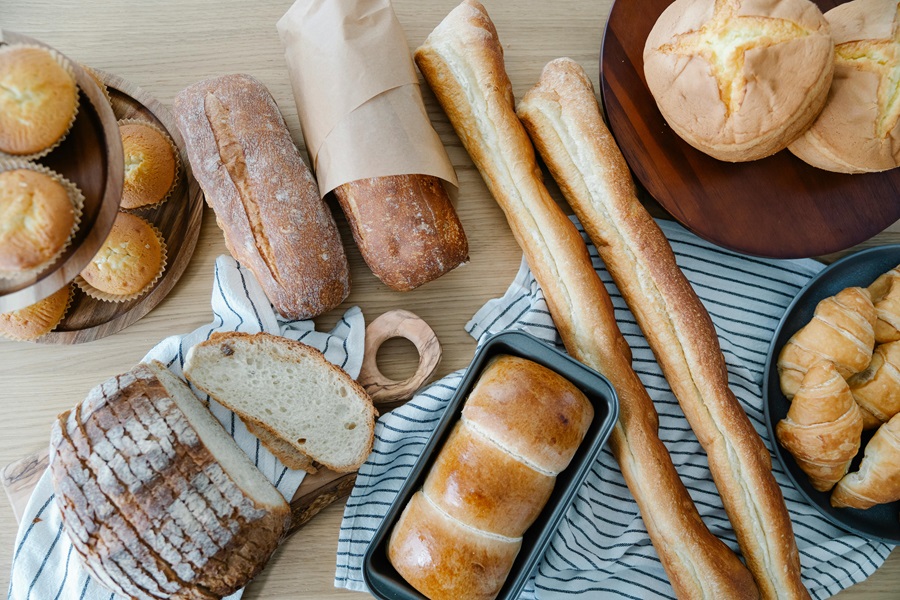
<box><xmin>37</xmin><ymin>70</ymin><xmax>204</xmax><ymax>343</ymax></box>
<box><xmin>599</xmin><ymin>0</ymin><xmax>900</xmax><ymax>259</ymax></box>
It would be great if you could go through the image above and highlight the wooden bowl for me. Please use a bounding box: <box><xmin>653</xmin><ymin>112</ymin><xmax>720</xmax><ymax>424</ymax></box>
<box><xmin>599</xmin><ymin>0</ymin><xmax>900</xmax><ymax>258</ymax></box>
<box><xmin>38</xmin><ymin>70</ymin><xmax>205</xmax><ymax>344</ymax></box>
<box><xmin>0</xmin><ymin>30</ymin><xmax>122</xmax><ymax>310</ymax></box>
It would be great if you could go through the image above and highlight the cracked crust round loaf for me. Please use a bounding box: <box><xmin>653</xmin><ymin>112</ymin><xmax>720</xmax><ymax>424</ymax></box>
<box><xmin>644</xmin><ymin>0</ymin><xmax>834</xmax><ymax>162</ymax></box>
<box><xmin>49</xmin><ymin>361</ymin><xmax>290</xmax><ymax>600</ymax></box>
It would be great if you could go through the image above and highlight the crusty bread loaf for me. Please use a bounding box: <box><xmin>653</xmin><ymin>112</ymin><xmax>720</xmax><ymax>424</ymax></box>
<box><xmin>390</xmin><ymin>355</ymin><xmax>593</xmax><ymax>600</ymax></box>
<box><xmin>49</xmin><ymin>361</ymin><xmax>291</xmax><ymax>600</ymax></box>
<box><xmin>183</xmin><ymin>332</ymin><xmax>376</xmax><ymax>473</ymax></box>
<box><xmin>334</xmin><ymin>174</ymin><xmax>468</xmax><ymax>291</ymax></box>
<box><xmin>643</xmin><ymin>0</ymin><xmax>833</xmax><ymax>162</ymax></box>
<box><xmin>173</xmin><ymin>74</ymin><xmax>349</xmax><ymax>319</ymax></box>
<box><xmin>414</xmin><ymin>3</ymin><xmax>759</xmax><ymax>598</ymax></box>
<box><xmin>517</xmin><ymin>57</ymin><xmax>807</xmax><ymax>599</ymax></box>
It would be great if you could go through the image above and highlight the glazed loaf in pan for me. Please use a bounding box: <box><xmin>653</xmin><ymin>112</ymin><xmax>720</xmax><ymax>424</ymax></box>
<box><xmin>388</xmin><ymin>355</ymin><xmax>594</xmax><ymax>600</ymax></box>
<box><xmin>173</xmin><ymin>74</ymin><xmax>349</xmax><ymax>319</ymax></box>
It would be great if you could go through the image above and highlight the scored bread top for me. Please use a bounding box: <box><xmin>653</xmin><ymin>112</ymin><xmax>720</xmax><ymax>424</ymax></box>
<box><xmin>183</xmin><ymin>331</ymin><xmax>376</xmax><ymax>473</ymax></box>
<box><xmin>643</xmin><ymin>0</ymin><xmax>834</xmax><ymax>160</ymax></box>
<box><xmin>461</xmin><ymin>354</ymin><xmax>594</xmax><ymax>475</ymax></box>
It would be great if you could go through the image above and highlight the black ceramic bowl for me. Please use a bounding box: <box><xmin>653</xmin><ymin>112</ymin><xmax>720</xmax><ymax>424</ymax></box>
<box><xmin>764</xmin><ymin>245</ymin><xmax>900</xmax><ymax>544</ymax></box>
<box><xmin>363</xmin><ymin>330</ymin><xmax>619</xmax><ymax>600</ymax></box>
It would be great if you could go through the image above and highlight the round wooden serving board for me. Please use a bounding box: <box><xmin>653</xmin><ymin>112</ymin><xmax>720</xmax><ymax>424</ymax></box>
<box><xmin>39</xmin><ymin>71</ymin><xmax>204</xmax><ymax>344</ymax></box>
<box><xmin>599</xmin><ymin>0</ymin><xmax>900</xmax><ymax>259</ymax></box>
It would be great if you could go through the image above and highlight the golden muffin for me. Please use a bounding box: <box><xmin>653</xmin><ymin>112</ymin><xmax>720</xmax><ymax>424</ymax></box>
<box><xmin>81</xmin><ymin>64</ymin><xmax>112</xmax><ymax>107</ymax></box>
<box><xmin>119</xmin><ymin>121</ymin><xmax>177</xmax><ymax>209</ymax></box>
<box><xmin>79</xmin><ymin>212</ymin><xmax>165</xmax><ymax>299</ymax></box>
<box><xmin>789</xmin><ymin>0</ymin><xmax>900</xmax><ymax>173</ymax></box>
<box><xmin>643</xmin><ymin>0</ymin><xmax>834</xmax><ymax>162</ymax></box>
<box><xmin>0</xmin><ymin>168</ymin><xmax>77</xmax><ymax>274</ymax></box>
<box><xmin>0</xmin><ymin>284</ymin><xmax>72</xmax><ymax>341</ymax></box>
<box><xmin>0</xmin><ymin>45</ymin><xmax>78</xmax><ymax>157</ymax></box>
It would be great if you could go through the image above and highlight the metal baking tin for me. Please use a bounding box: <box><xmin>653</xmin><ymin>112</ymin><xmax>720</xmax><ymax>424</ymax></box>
<box><xmin>363</xmin><ymin>329</ymin><xmax>620</xmax><ymax>600</ymax></box>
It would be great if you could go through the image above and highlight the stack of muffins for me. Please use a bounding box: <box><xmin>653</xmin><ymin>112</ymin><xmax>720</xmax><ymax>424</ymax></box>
<box><xmin>0</xmin><ymin>42</ymin><xmax>177</xmax><ymax>341</ymax></box>
<box><xmin>643</xmin><ymin>0</ymin><xmax>900</xmax><ymax>173</ymax></box>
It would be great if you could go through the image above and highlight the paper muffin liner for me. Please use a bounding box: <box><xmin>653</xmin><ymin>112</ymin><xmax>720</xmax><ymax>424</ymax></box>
<box><xmin>81</xmin><ymin>63</ymin><xmax>113</xmax><ymax>107</ymax></box>
<box><xmin>0</xmin><ymin>43</ymin><xmax>80</xmax><ymax>161</ymax></box>
<box><xmin>0</xmin><ymin>159</ymin><xmax>85</xmax><ymax>281</ymax></box>
<box><xmin>75</xmin><ymin>217</ymin><xmax>167</xmax><ymax>303</ymax></box>
<box><xmin>117</xmin><ymin>118</ymin><xmax>181</xmax><ymax>212</ymax></box>
<box><xmin>0</xmin><ymin>283</ymin><xmax>75</xmax><ymax>342</ymax></box>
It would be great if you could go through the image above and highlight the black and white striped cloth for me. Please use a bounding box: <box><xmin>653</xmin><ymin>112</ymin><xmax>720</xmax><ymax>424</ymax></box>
<box><xmin>335</xmin><ymin>218</ymin><xmax>893</xmax><ymax>600</ymax></box>
<box><xmin>8</xmin><ymin>255</ymin><xmax>366</xmax><ymax>600</ymax></box>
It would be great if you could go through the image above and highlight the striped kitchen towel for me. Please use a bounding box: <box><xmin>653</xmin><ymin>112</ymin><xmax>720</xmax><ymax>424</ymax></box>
<box><xmin>335</xmin><ymin>217</ymin><xmax>894</xmax><ymax>600</ymax></box>
<box><xmin>8</xmin><ymin>255</ymin><xmax>365</xmax><ymax>600</ymax></box>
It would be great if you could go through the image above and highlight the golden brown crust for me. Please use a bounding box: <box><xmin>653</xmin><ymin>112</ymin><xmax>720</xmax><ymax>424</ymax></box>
<box><xmin>173</xmin><ymin>74</ymin><xmax>350</xmax><ymax>319</ymax></box>
<box><xmin>831</xmin><ymin>411</ymin><xmax>900</xmax><ymax>508</ymax></box>
<box><xmin>644</xmin><ymin>0</ymin><xmax>833</xmax><ymax>162</ymax></box>
<box><xmin>869</xmin><ymin>267</ymin><xmax>900</xmax><ymax>343</ymax></box>
<box><xmin>0</xmin><ymin>283</ymin><xmax>72</xmax><ymax>340</ymax></box>
<box><xmin>849</xmin><ymin>341</ymin><xmax>900</xmax><ymax>428</ymax></box>
<box><xmin>242</xmin><ymin>420</ymin><xmax>318</xmax><ymax>473</ymax></box>
<box><xmin>120</xmin><ymin>122</ymin><xmax>178</xmax><ymax>209</ymax></box>
<box><xmin>80</xmin><ymin>212</ymin><xmax>165</xmax><ymax>296</ymax></box>
<box><xmin>789</xmin><ymin>0</ymin><xmax>900</xmax><ymax>173</ymax></box>
<box><xmin>0</xmin><ymin>45</ymin><xmax>78</xmax><ymax>156</ymax></box>
<box><xmin>334</xmin><ymin>174</ymin><xmax>468</xmax><ymax>291</ymax></box>
<box><xmin>388</xmin><ymin>491</ymin><xmax>521</xmax><ymax>600</ymax></box>
<box><xmin>518</xmin><ymin>56</ymin><xmax>807</xmax><ymax>599</ymax></box>
<box><xmin>0</xmin><ymin>168</ymin><xmax>76</xmax><ymax>271</ymax></box>
<box><xmin>416</xmin><ymin>4</ymin><xmax>759</xmax><ymax>598</ymax></box>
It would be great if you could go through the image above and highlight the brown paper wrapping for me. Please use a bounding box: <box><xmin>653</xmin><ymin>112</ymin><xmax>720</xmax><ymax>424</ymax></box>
<box><xmin>276</xmin><ymin>0</ymin><xmax>458</xmax><ymax>196</ymax></box>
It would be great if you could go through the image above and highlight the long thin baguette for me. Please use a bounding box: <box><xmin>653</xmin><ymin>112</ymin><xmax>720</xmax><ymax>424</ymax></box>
<box><xmin>517</xmin><ymin>57</ymin><xmax>808</xmax><ymax>600</ymax></box>
<box><xmin>414</xmin><ymin>3</ymin><xmax>759</xmax><ymax>598</ymax></box>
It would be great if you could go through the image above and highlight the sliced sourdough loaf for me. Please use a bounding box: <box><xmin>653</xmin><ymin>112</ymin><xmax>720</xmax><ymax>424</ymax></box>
<box><xmin>49</xmin><ymin>361</ymin><xmax>291</xmax><ymax>600</ymax></box>
<box><xmin>183</xmin><ymin>332</ymin><xmax>377</xmax><ymax>472</ymax></box>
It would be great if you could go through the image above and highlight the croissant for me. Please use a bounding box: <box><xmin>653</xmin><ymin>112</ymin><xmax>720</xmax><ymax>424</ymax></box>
<box><xmin>868</xmin><ymin>266</ymin><xmax>900</xmax><ymax>344</ymax></box>
<box><xmin>778</xmin><ymin>287</ymin><xmax>876</xmax><ymax>398</ymax></box>
<box><xmin>776</xmin><ymin>361</ymin><xmax>863</xmax><ymax>492</ymax></box>
<box><xmin>832</xmin><ymin>412</ymin><xmax>900</xmax><ymax>509</ymax></box>
<box><xmin>849</xmin><ymin>341</ymin><xmax>900</xmax><ymax>429</ymax></box>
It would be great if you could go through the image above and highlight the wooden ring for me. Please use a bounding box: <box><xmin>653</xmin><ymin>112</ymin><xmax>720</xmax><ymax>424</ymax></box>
<box><xmin>358</xmin><ymin>309</ymin><xmax>441</xmax><ymax>405</ymax></box>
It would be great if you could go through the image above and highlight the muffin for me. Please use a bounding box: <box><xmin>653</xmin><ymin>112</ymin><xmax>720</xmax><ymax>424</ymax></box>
<box><xmin>81</xmin><ymin>64</ymin><xmax>112</xmax><ymax>108</ymax></box>
<box><xmin>0</xmin><ymin>45</ymin><xmax>78</xmax><ymax>157</ymax></box>
<box><xmin>0</xmin><ymin>166</ymin><xmax>80</xmax><ymax>276</ymax></box>
<box><xmin>78</xmin><ymin>212</ymin><xmax>166</xmax><ymax>300</ymax></box>
<box><xmin>119</xmin><ymin>121</ymin><xmax>178</xmax><ymax>209</ymax></box>
<box><xmin>643</xmin><ymin>0</ymin><xmax>834</xmax><ymax>162</ymax></box>
<box><xmin>789</xmin><ymin>0</ymin><xmax>900</xmax><ymax>173</ymax></box>
<box><xmin>0</xmin><ymin>284</ymin><xmax>72</xmax><ymax>341</ymax></box>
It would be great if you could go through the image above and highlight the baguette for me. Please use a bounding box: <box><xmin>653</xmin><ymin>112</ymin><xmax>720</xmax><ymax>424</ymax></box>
<box><xmin>517</xmin><ymin>57</ymin><xmax>808</xmax><ymax>599</ymax></box>
<box><xmin>414</xmin><ymin>3</ymin><xmax>759</xmax><ymax>598</ymax></box>
<box><xmin>173</xmin><ymin>74</ymin><xmax>349</xmax><ymax>319</ymax></box>
<box><xmin>334</xmin><ymin>174</ymin><xmax>468</xmax><ymax>291</ymax></box>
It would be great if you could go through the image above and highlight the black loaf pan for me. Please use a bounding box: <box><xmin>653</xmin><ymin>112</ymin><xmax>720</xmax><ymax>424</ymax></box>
<box><xmin>363</xmin><ymin>330</ymin><xmax>620</xmax><ymax>600</ymax></box>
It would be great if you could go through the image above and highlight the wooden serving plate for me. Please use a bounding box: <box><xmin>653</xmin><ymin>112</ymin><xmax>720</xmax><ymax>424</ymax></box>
<box><xmin>38</xmin><ymin>70</ymin><xmax>204</xmax><ymax>343</ymax></box>
<box><xmin>599</xmin><ymin>0</ymin><xmax>900</xmax><ymax>258</ymax></box>
<box><xmin>0</xmin><ymin>31</ymin><xmax>122</xmax><ymax>311</ymax></box>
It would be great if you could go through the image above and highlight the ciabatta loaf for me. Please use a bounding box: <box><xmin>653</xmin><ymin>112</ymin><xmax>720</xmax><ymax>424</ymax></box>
<box><xmin>184</xmin><ymin>332</ymin><xmax>376</xmax><ymax>472</ymax></box>
<box><xmin>50</xmin><ymin>361</ymin><xmax>290</xmax><ymax>600</ymax></box>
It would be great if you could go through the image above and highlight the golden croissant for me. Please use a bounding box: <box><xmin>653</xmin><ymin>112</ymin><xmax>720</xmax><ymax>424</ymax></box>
<box><xmin>778</xmin><ymin>287</ymin><xmax>875</xmax><ymax>399</ymax></box>
<box><xmin>849</xmin><ymin>341</ymin><xmax>900</xmax><ymax>429</ymax></box>
<box><xmin>832</xmin><ymin>412</ymin><xmax>900</xmax><ymax>509</ymax></box>
<box><xmin>868</xmin><ymin>266</ymin><xmax>900</xmax><ymax>344</ymax></box>
<box><xmin>776</xmin><ymin>361</ymin><xmax>863</xmax><ymax>492</ymax></box>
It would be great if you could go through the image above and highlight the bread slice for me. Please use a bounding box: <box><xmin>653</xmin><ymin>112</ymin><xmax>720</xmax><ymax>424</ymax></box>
<box><xmin>183</xmin><ymin>332</ymin><xmax>376</xmax><ymax>472</ymax></box>
<box><xmin>49</xmin><ymin>361</ymin><xmax>291</xmax><ymax>600</ymax></box>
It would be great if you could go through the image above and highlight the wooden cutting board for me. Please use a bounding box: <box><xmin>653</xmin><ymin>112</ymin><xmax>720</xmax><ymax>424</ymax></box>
<box><xmin>0</xmin><ymin>309</ymin><xmax>442</xmax><ymax>534</ymax></box>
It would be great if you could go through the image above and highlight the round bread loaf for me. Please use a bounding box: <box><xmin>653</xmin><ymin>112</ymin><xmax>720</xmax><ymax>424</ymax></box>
<box><xmin>643</xmin><ymin>0</ymin><xmax>834</xmax><ymax>162</ymax></box>
<box><xmin>789</xmin><ymin>0</ymin><xmax>900</xmax><ymax>173</ymax></box>
<box><xmin>49</xmin><ymin>361</ymin><xmax>291</xmax><ymax>600</ymax></box>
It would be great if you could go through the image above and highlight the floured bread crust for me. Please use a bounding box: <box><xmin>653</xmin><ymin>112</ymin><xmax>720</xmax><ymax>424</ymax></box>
<box><xmin>644</xmin><ymin>0</ymin><xmax>834</xmax><ymax>161</ymax></box>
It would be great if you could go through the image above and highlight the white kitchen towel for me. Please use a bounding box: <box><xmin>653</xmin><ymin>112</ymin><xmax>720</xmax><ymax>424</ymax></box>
<box><xmin>335</xmin><ymin>218</ymin><xmax>894</xmax><ymax>600</ymax></box>
<box><xmin>8</xmin><ymin>255</ymin><xmax>365</xmax><ymax>600</ymax></box>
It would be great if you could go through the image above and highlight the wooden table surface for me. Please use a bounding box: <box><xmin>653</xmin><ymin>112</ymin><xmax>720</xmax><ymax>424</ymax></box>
<box><xmin>1</xmin><ymin>1</ymin><xmax>897</xmax><ymax>598</ymax></box>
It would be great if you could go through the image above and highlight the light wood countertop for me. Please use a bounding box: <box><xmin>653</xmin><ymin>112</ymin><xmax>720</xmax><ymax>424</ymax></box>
<box><xmin>1</xmin><ymin>1</ymin><xmax>897</xmax><ymax>598</ymax></box>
